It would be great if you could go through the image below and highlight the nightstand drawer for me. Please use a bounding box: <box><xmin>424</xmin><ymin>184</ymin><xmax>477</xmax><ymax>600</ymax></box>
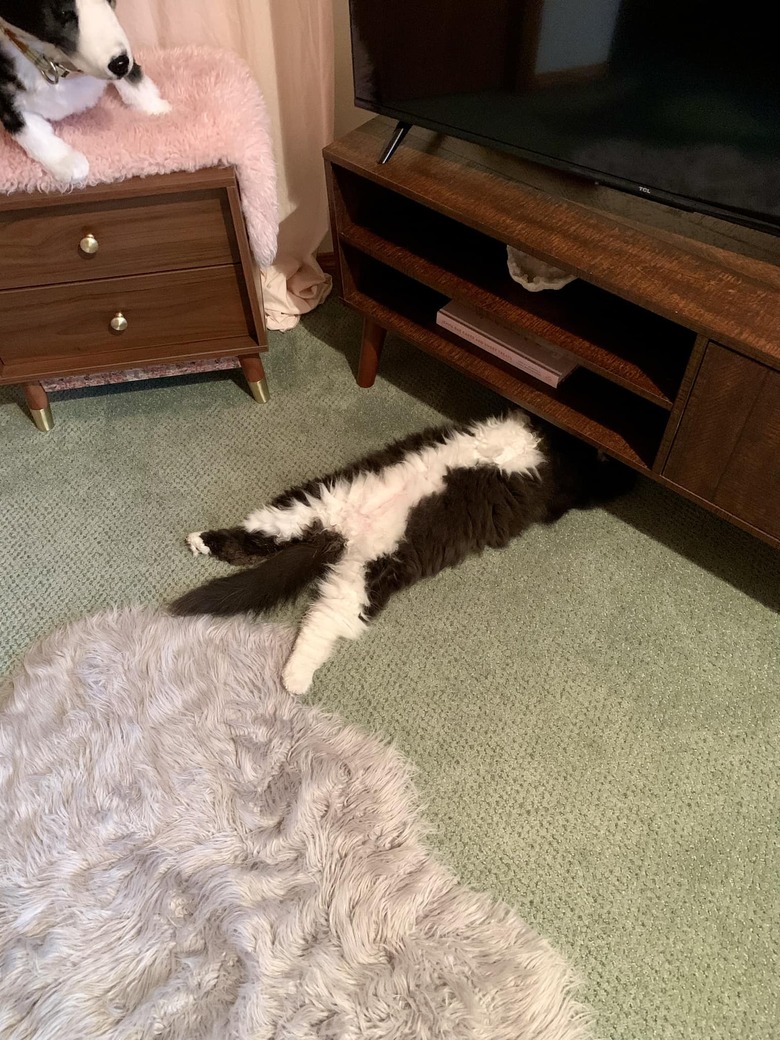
<box><xmin>0</xmin><ymin>266</ymin><xmax>253</xmax><ymax>364</ymax></box>
<box><xmin>0</xmin><ymin>191</ymin><xmax>237</xmax><ymax>290</ymax></box>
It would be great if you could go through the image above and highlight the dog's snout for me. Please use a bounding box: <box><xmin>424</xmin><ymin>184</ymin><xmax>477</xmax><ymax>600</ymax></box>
<box><xmin>108</xmin><ymin>53</ymin><xmax>131</xmax><ymax>79</ymax></box>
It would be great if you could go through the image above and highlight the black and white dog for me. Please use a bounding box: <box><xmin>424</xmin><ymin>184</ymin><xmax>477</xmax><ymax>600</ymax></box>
<box><xmin>0</xmin><ymin>0</ymin><xmax>169</xmax><ymax>183</ymax></box>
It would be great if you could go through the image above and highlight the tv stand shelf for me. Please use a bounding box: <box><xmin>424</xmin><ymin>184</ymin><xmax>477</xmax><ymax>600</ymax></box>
<box><xmin>324</xmin><ymin>117</ymin><xmax>780</xmax><ymax>548</ymax></box>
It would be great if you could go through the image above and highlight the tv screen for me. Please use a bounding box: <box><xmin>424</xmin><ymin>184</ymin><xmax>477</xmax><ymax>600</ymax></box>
<box><xmin>349</xmin><ymin>0</ymin><xmax>780</xmax><ymax>233</ymax></box>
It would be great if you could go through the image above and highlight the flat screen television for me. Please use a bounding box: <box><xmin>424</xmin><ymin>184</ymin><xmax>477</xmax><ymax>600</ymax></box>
<box><xmin>349</xmin><ymin>0</ymin><xmax>780</xmax><ymax>234</ymax></box>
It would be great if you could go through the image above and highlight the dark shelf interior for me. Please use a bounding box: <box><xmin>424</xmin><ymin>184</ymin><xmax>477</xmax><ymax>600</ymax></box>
<box><xmin>343</xmin><ymin>246</ymin><xmax>668</xmax><ymax>470</ymax></box>
<box><xmin>333</xmin><ymin>166</ymin><xmax>696</xmax><ymax>408</ymax></box>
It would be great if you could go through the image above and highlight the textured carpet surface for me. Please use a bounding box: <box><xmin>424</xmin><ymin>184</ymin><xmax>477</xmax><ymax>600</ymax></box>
<box><xmin>0</xmin><ymin>298</ymin><xmax>778</xmax><ymax>1040</ymax></box>
<box><xmin>1</xmin><ymin>609</ymin><xmax>589</xmax><ymax>1040</ymax></box>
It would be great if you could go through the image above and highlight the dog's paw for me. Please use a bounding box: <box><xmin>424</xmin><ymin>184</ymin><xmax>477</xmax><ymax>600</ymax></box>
<box><xmin>186</xmin><ymin>532</ymin><xmax>211</xmax><ymax>556</ymax></box>
<box><xmin>143</xmin><ymin>97</ymin><xmax>172</xmax><ymax>116</ymax></box>
<box><xmin>47</xmin><ymin>148</ymin><xmax>89</xmax><ymax>184</ymax></box>
<box><xmin>281</xmin><ymin>658</ymin><xmax>314</xmax><ymax>697</ymax></box>
<box><xmin>116</xmin><ymin>75</ymin><xmax>171</xmax><ymax>116</ymax></box>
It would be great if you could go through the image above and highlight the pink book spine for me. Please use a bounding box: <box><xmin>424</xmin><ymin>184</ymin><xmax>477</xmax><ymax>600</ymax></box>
<box><xmin>436</xmin><ymin>312</ymin><xmax>564</xmax><ymax>387</ymax></box>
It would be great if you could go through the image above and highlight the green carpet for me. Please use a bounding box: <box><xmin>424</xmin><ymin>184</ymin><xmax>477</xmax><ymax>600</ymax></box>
<box><xmin>1</xmin><ymin>298</ymin><xmax>778</xmax><ymax>1040</ymax></box>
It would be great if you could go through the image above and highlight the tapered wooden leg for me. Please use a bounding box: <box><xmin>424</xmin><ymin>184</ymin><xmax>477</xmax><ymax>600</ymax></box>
<box><xmin>24</xmin><ymin>382</ymin><xmax>54</xmax><ymax>432</ymax></box>
<box><xmin>357</xmin><ymin>317</ymin><xmax>387</xmax><ymax>388</ymax></box>
<box><xmin>240</xmin><ymin>355</ymin><xmax>270</xmax><ymax>403</ymax></box>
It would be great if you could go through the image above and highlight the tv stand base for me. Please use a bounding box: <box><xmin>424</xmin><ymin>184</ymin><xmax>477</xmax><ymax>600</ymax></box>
<box><xmin>378</xmin><ymin>121</ymin><xmax>412</xmax><ymax>164</ymax></box>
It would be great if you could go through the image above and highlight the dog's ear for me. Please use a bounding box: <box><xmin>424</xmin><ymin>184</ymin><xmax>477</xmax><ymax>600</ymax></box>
<box><xmin>0</xmin><ymin>0</ymin><xmax>81</xmax><ymax>55</ymax></box>
<box><xmin>0</xmin><ymin>1</ymin><xmax>47</xmax><ymax>43</ymax></box>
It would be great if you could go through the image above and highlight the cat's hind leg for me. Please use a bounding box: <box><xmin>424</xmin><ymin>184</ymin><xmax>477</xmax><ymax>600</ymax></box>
<box><xmin>186</xmin><ymin>527</ymin><xmax>280</xmax><ymax>566</ymax></box>
<box><xmin>188</xmin><ymin>486</ymin><xmax>324</xmax><ymax>570</ymax></box>
<box><xmin>281</xmin><ymin>554</ymin><xmax>368</xmax><ymax>695</ymax></box>
<box><xmin>188</xmin><ymin>495</ymin><xmax>325</xmax><ymax>565</ymax></box>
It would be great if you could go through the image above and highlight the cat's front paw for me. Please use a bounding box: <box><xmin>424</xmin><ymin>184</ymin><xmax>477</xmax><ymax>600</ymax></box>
<box><xmin>186</xmin><ymin>532</ymin><xmax>211</xmax><ymax>556</ymax></box>
<box><xmin>47</xmin><ymin>148</ymin><xmax>89</xmax><ymax>184</ymax></box>
<box><xmin>281</xmin><ymin>657</ymin><xmax>315</xmax><ymax>697</ymax></box>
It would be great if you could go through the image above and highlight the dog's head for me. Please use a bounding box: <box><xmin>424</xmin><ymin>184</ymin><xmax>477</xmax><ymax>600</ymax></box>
<box><xmin>0</xmin><ymin>0</ymin><xmax>132</xmax><ymax>80</ymax></box>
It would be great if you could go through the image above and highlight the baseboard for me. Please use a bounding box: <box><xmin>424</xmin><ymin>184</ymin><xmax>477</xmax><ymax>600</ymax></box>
<box><xmin>317</xmin><ymin>252</ymin><xmax>337</xmax><ymax>277</ymax></box>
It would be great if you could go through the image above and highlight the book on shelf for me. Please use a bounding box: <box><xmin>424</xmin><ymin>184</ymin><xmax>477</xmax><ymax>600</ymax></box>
<box><xmin>436</xmin><ymin>300</ymin><xmax>578</xmax><ymax>388</ymax></box>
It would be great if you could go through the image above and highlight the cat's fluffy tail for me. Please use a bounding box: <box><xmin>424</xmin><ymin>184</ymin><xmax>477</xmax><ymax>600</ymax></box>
<box><xmin>169</xmin><ymin>533</ymin><xmax>344</xmax><ymax>617</ymax></box>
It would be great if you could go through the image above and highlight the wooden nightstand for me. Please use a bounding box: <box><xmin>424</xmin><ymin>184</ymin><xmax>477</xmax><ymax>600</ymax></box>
<box><xmin>0</xmin><ymin>166</ymin><xmax>269</xmax><ymax>430</ymax></box>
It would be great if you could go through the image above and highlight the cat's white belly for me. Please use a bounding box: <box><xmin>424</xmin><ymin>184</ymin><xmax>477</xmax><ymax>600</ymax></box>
<box><xmin>326</xmin><ymin>418</ymin><xmax>544</xmax><ymax>556</ymax></box>
<box><xmin>245</xmin><ymin>414</ymin><xmax>544</xmax><ymax>562</ymax></box>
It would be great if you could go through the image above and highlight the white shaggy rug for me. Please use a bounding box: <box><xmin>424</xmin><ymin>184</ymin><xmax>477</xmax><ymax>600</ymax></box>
<box><xmin>0</xmin><ymin>610</ymin><xmax>592</xmax><ymax>1040</ymax></box>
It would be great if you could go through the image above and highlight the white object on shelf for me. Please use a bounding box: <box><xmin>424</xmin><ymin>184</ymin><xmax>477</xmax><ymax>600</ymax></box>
<box><xmin>506</xmin><ymin>246</ymin><xmax>576</xmax><ymax>292</ymax></box>
<box><xmin>436</xmin><ymin>300</ymin><xmax>578</xmax><ymax>388</ymax></box>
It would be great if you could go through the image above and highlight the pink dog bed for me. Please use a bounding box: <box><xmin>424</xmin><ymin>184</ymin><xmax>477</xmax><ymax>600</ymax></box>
<box><xmin>0</xmin><ymin>45</ymin><xmax>278</xmax><ymax>268</ymax></box>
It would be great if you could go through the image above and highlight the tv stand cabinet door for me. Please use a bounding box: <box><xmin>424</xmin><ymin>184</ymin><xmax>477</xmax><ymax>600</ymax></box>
<box><xmin>663</xmin><ymin>344</ymin><xmax>780</xmax><ymax>543</ymax></box>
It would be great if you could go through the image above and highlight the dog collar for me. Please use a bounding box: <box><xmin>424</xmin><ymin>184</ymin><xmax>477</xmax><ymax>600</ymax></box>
<box><xmin>0</xmin><ymin>22</ymin><xmax>79</xmax><ymax>85</ymax></box>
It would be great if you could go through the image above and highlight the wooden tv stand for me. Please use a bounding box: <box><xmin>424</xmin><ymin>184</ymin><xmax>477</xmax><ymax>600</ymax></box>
<box><xmin>324</xmin><ymin>117</ymin><xmax>780</xmax><ymax>549</ymax></box>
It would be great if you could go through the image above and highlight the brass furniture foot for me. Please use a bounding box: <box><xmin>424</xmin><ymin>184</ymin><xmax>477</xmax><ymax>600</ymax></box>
<box><xmin>240</xmin><ymin>355</ymin><xmax>270</xmax><ymax>403</ymax></box>
<box><xmin>24</xmin><ymin>383</ymin><xmax>54</xmax><ymax>432</ymax></box>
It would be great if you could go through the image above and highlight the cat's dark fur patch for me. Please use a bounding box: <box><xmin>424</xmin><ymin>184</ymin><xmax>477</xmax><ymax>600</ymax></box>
<box><xmin>362</xmin><ymin>425</ymin><xmax>633</xmax><ymax>619</ymax></box>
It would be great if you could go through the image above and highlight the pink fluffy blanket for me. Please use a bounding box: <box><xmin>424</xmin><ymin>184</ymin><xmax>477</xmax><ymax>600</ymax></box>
<box><xmin>0</xmin><ymin>46</ymin><xmax>278</xmax><ymax>268</ymax></box>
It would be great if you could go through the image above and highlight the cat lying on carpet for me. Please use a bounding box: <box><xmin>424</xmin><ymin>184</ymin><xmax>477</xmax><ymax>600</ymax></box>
<box><xmin>171</xmin><ymin>411</ymin><xmax>634</xmax><ymax>694</ymax></box>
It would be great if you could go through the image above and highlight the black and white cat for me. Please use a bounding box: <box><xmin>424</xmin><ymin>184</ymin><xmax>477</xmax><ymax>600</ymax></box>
<box><xmin>171</xmin><ymin>411</ymin><xmax>634</xmax><ymax>694</ymax></box>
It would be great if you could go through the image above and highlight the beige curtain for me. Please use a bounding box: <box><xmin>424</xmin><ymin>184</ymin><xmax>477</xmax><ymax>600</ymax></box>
<box><xmin>121</xmin><ymin>0</ymin><xmax>334</xmax><ymax>331</ymax></box>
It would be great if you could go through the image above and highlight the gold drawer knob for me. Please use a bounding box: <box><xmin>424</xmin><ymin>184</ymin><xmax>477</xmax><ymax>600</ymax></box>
<box><xmin>110</xmin><ymin>312</ymin><xmax>128</xmax><ymax>333</ymax></box>
<box><xmin>79</xmin><ymin>233</ymin><xmax>99</xmax><ymax>255</ymax></box>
